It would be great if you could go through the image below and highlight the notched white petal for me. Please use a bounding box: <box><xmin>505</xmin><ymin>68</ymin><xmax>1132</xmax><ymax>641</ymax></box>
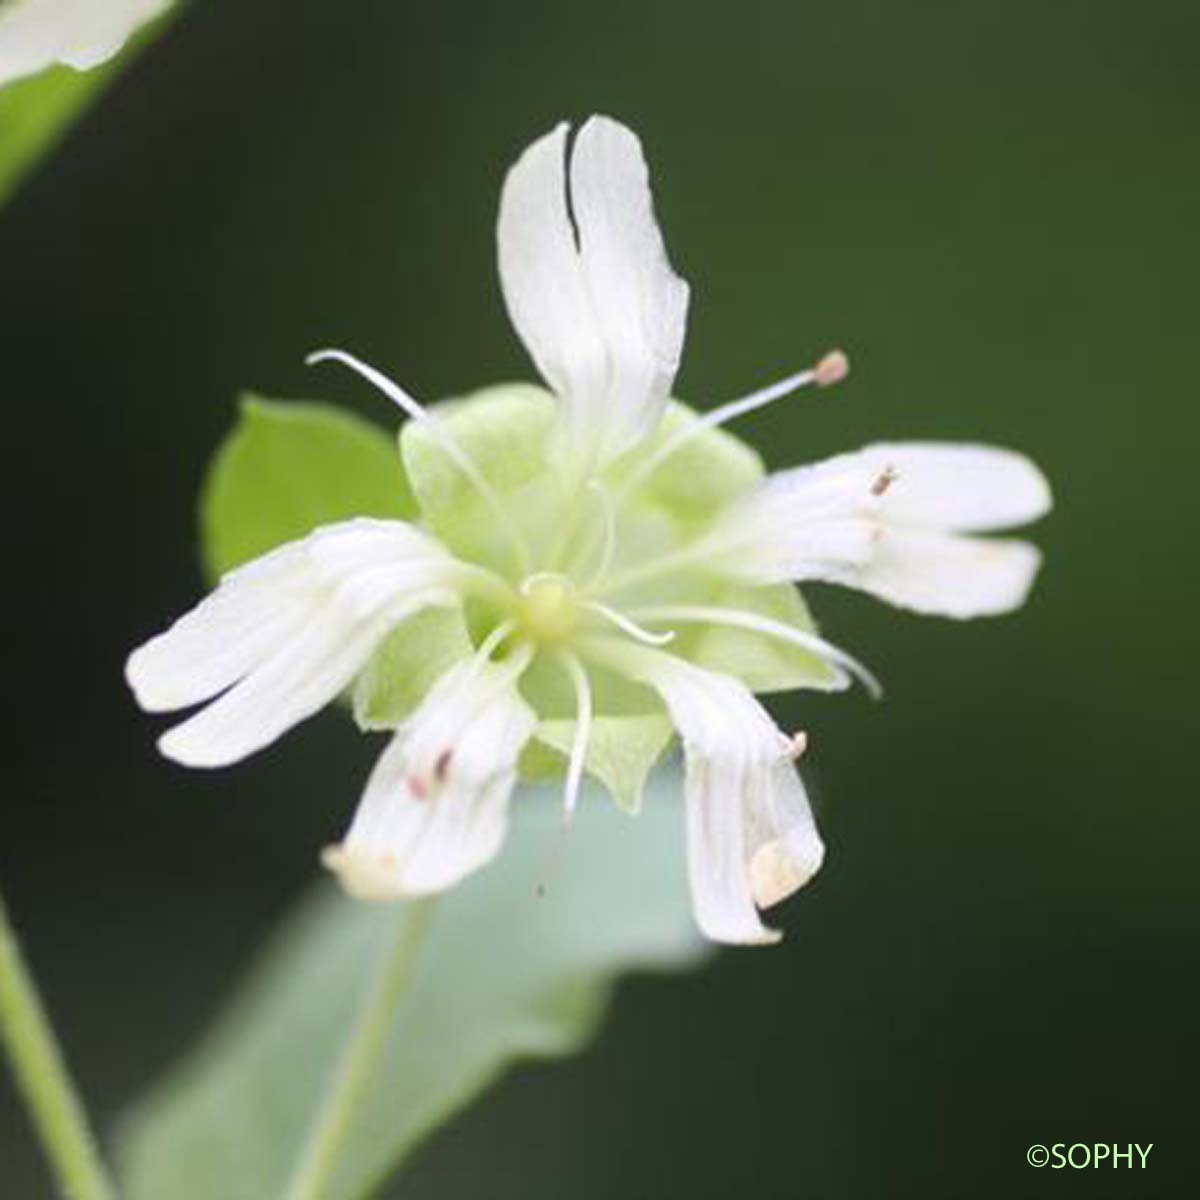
<box><xmin>126</xmin><ymin>519</ymin><xmax>460</xmax><ymax>768</ymax></box>
<box><xmin>497</xmin><ymin>115</ymin><xmax>689</xmax><ymax>465</ymax></box>
<box><xmin>849</xmin><ymin>529</ymin><xmax>1043</xmax><ymax>619</ymax></box>
<box><xmin>748</xmin><ymin>762</ymin><xmax>825</xmax><ymax>908</ymax></box>
<box><xmin>588</xmin><ymin>641</ymin><xmax>824</xmax><ymax>946</ymax></box>
<box><xmin>704</xmin><ymin>441</ymin><xmax>1050</xmax><ymax>619</ymax></box>
<box><xmin>855</xmin><ymin>442</ymin><xmax>1052</xmax><ymax>532</ymax></box>
<box><xmin>324</xmin><ymin>657</ymin><xmax>537</xmax><ymax>898</ymax></box>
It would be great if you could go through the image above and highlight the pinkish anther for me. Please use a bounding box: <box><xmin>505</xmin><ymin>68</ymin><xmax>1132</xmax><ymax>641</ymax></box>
<box><xmin>871</xmin><ymin>464</ymin><xmax>899</xmax><ymax>497</ymax></box>
<box><xmin>813</xmin><ymin>349</ymin><xmax>849</xmax><ymax>388</ymax></box>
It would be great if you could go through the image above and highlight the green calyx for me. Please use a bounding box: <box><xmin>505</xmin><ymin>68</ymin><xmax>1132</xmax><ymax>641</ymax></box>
<box><xmin>200</xmin><ymin>384</ymin><xmax>843</xmax><ymax>804</ymax></box>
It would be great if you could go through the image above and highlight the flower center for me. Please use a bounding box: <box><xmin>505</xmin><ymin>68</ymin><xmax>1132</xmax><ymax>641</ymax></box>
<box><xmin>518</xmin><ymin>574</ymin><xmax>580</xmax><ymax>645</ymax></box>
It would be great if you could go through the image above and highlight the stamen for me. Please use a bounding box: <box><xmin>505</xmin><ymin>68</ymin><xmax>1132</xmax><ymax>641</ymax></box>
<box><xmin>433</xmin><ymin>748</ymin><xmax>453</xmax><ymax>782</ymax></box>
<box><xmin>473</xmin><ymin>618</ymin><xmax>518</xmax><ymax>665</ymax></box>
<box><xmin>813</xmin><ymin>349</ymin><xmax>850</xmax><ymax>388</ymax></box>
<box><xmin>557</xmin><ymin>652</ymin><xmax>594</xmax><ymax>822</ymax></box>
<box><xmin>626</xmin><ymin>604</ymin><xmax>882</xmax><ymax>698</ymax></box>
<box><xmin>613</xmin><ymin>349</ymin><xmax>850</xmax><ymax>506</ymax></box>
<box><xmin>519</xmin><ymin>571</ymin><xmax>573</xmax><ymax>597</ymax></box>
<box><xmin>306</xmin><ymin>348</ymin><xmax>533</xmax><ymax>573</ymax></box>
<box><xmin>787</xmin><ymin>730</ymin><xmax>809</xmax><ymax>760</ymax></box>
<box><xmin>584</xmin><ymin>601</ymin><xmax>676</xmax><ymax>647</ymax></box>
<box><xmin>871</xmin><ymin>465</ymin><xmax>898</xmax><ymax>497</ymax></box>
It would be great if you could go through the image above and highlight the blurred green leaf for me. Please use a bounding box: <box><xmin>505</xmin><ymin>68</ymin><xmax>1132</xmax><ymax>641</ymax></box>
<box><xmin>201</xmin><ymin>397</ymin><xmax>418</xmax><ymax>581</ymax></box>
<box><xmin>0</xmin><ymin>7</ymin><xmax>178</xmax><ymax>205</ymax></box>
<box><xmin>117</xmin><ymin>778</ymin><xmax>707</xmax><ymax>1200</ymax></box>
<box><xmin>0</xmin><ymin>63</ymin><xmax>111</xmax><ymax>203</ymax></box>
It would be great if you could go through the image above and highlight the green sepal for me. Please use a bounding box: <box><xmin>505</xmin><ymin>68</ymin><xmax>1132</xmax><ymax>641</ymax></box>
<box><xmin>399</xmin><ymin>387</ymin><xmax>767</xmax><ymax>573</ymax></box>
<box><xmin>520</xmin><ymin>715</ymin><xmax>676</xmax><ymax>814</ymax></box>
<box><xmin>400</xmin><ymin>384</ymin><xmax>556</xmax><ymax>521</ymax></box>
<box><xmin>201</xmin><ymin>397</ymin><xmax>417</xmax><ymax>581</ymax></box>
<box><xmin>400</xmin><ymin>384</ymin><xmax>558</xmax><ymax>571</ymax></box>
<box><xmin>611</xmin><ymin>401</ymin><xmax>765</xmax><ymax>526</ymax></box>
<box><xmin>352</xmin><ymin>607</ymin><xmax>474</xmax><ymax>729</ymax></box>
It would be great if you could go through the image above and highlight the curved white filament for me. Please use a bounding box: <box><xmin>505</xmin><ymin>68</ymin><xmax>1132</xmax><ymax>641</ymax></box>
<box><xmin>626</xmin><ymin>604</ymin><xmax>882</xmax><ymax>698</ymax></box>
<box><xmin>613</xmin><ymin>364</ymin><xmax>823</xmax><ymax>506</ymax></box>
<box><xmin>307</xmin><ymin>348</ymin><xmax>533</xmax><ymax>573</ymax></box>
<box><xmin>584</xmin><ymin>600</ymin><xmax>676</xmax><ymax>646</ymax></box>
<box><xmin>519</xmin><ymin>570</ymin><xmax>573</xmax><ymax>596</ymax></box>
<box><xmin>472</xmin><ymin>619</ymin><xmax>518</xmax><ymax>665</ymax></box>
<box><xmin>556</xmin><ymin>651</ymin><xmax>594</xmax><ymax>821</ymax></box>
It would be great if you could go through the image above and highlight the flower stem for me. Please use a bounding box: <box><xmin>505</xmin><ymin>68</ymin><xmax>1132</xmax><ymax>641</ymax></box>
<box><xmin>285</xmin><ymin>898</ymin><xmax>437</xmax><ymax>1200</ymax></box>
<box><xmin>0</xmin><ymin>889</ymin><xmax>118</xmax><ymax>1200</ymax></box>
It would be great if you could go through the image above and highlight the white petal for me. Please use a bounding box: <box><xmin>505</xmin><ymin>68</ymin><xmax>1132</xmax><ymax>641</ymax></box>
<box><xmin>856</xmin><ymin>442</ymin><xmax>1052</xmax><ymax>531</ymax></box>
<box><xmin>498</xmin><ymin>125</ymin><xmax>608</xmax><ymax>427</ymax></box>
<box><xmin>683</xmin><ymin>752</ymin><xmax>776</xmax><ymax>945</ymax></box>
<box><xmin>705</xmin><ymin>444</ymin><xmax>1050</xmax><ymax>618</ymax></box>
<box><xmin>324</xmin><ymin>658</ymin><xmax>537</xmax><ymax>898</ymax></box>
<box><xmin>156</xmin><ymin>590</ymin><xmax>445</xmax><ymax>768</ymax></box>
<box><xmin>125</xmin><ymin>543</ymin><xmax>316</xmax><ymax>713</ymax></box>
<box><xmin>0</xmin><ymin>0</ymin><xmax>170</xmax><ymax>88</ymax></box>
<box><xmin>497</xmin><ymin>117</ymin><xmax>688</xmax><ymax>465</ymax></box>
<box><xmin>747</xmin><ymin>762</ymin><xmax>824</xmax><ymax>909</ymax></box>
<box><xmin>591</xmin><ymin>642</ymin><xmax>822</xmax><ymax>945</ymax></box>
<box><xmin>127</xmin><ymin>519</ymin><xmax>459</xmax><ymax>766</ymax></box>
<box><xmin>568</xmin><ymin>117</ymin><xmax>690</xmax><ymax>456</ymax></box>
<box><xmin>837</xmin><ymin>528</ymin><xmax>1043</xmax><ymax>619</ymax></box>
<box><xmin>703</xmin><ymin>451</ymin><xmax>883</xmax><ymax>584</ymax></box>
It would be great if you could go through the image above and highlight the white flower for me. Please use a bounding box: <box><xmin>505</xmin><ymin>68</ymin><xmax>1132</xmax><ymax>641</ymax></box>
<box><xmin>0</xmin><ymin>0</ymin><xmax>170</xmax><ymax>88</ymax></box>
<box><xmin>127</xmin><ymin>115</ymin><xmax>1052</xmax><ymax>946</ymax></box>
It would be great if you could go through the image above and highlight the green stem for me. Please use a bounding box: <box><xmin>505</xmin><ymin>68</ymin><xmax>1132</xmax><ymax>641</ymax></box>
<box><xmin>0</xmin><ymin>889</ymin><xmax>118</xmax><ymax>1200</ymax></box>
<box><xmin>285</xmin><ymin>899</ymin><xmax>437</xmax><ymax>1200</ymax></box>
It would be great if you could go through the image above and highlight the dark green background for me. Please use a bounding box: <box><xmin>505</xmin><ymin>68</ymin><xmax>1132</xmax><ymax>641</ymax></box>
<box><xmin>2</xmin><ymin>0</ymin><xmax>1197</xmax><ymax>1195</ymax></box>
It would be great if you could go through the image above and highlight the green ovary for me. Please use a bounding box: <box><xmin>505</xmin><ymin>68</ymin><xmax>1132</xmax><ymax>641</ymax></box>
<box><xmin>518</xmin><ymin>576</ymin><xmax>581</xmax><ymax>645</ymax></box>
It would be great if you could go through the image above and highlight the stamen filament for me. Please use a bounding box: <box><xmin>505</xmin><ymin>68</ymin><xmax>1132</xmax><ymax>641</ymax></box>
<box><xmin>626</xmin><ymin>603</ymin><xmax>882</xmax><ymax>698</ymax></box>
<box><xmin>306</xmin><ymin>349</ymin><xmax>533</xmax><ymax>574</ymax></box>
<box><xmin>472</xmin><ymin>618</ymin><xmax>518</xmax><ymax>665</ymax></box>
<box><xmin>584</xmin><ymin>601</ymin><xmax>676</xmax><ymax>646</ymax></box>
<box><xmin>520</xmin><ymin>571</ymin><xmax>573</xmax><ymax>596</ymax></box>
<box><xmin>613</xmin><ymin>351</ymin><xmax>848</xmax><ymax>508</ymax></box>
<box><xmin>556</xmin><ymin>651</ymin><xmax>594</xmax><ymax>821</ymax></box>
